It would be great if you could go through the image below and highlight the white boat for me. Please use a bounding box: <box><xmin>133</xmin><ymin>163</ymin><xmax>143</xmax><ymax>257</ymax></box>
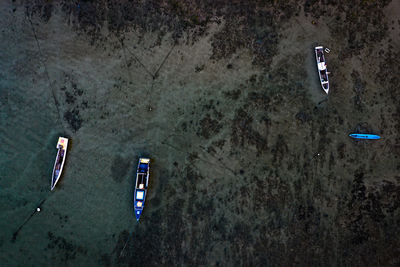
<box><xmin>51</xmin><ymin>137</ymin><xmax>69</xmax><ymax>190</ymax></box>
<box><xmin>315</xmin><ymin>46</ymin><xmax>329</xmax><ymax>94</ymax></box>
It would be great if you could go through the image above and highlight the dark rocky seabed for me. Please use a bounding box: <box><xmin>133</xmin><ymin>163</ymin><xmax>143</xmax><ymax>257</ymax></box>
<box><xmin>0</xmin><ymin>0</ymin><xmax>399</xmax><ymax>266</ymax></box>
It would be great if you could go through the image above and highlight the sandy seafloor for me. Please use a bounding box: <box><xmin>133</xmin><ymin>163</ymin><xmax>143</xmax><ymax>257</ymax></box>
<box><xmin>0</xmin><ymin>1</ymin><xmax>399</xmax><ymax>266</ymax></box>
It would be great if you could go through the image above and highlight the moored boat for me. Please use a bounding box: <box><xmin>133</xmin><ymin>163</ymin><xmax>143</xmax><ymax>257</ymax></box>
<box><xmin>134</xmin><ymin>158</ymin><xmax>150</xmax><ymax>221</ymax></box>
<box><xmin>51</xmin><ymin>137</ymin><xmax>69</xmax><ymax>190</ymax></box>
<box><xmin>349</xmin><ymin>133</ymin><xmax>381</xmax><ymax>140</ymax></box>
<box><xmin>315</xmin><ymin>46</ymin><xmax>329</xmax><ymax>94</ymax></box>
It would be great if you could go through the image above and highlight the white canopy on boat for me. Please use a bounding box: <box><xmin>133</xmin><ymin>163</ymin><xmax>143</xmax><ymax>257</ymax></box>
<box><xmin>318</xmin><ymin>62</ymin><xmax>326</xmax><ymax>70</ymax></box>
<box><xmin>136</xmin><ymin>191</ymin><xmax>144</xmax><ymax>200</ymax></box>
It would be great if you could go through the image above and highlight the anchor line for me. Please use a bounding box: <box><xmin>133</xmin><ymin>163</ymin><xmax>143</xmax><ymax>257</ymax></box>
<box><xmin>26</xmin><ymin>15</ymin><xmax>61</xmax><ymax>123</ymax></box>
<box><xmin>119</xmin><ymin>232</ymin><xmax>132</xmax><ymax>258</ymax></box>
<box><xmin>11</xmin><ymin>197</ymin><xmax>49</xmax><ymax>242</ymax></box>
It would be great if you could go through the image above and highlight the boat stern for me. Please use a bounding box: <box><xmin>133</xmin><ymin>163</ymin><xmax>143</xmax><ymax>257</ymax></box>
<box><xmin>57</xmin><ymin>137</ymin><xmax>69</xmax><ymax>149</ymax></box>
<box><xmin>138</xmin><ymin>158</ymin><xmax>150</xmax><ymax>174</ymax></box>
<box><xmin>139</xmin><ymin>158</ymin><xmax>150</xmax><ymax>164</ymax></box>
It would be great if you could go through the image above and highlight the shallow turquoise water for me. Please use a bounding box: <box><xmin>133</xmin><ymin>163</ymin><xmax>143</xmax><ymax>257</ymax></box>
<box><xmin>1</xmin><ymin>1</ymin><xmax>400</xmax><ymax>266</ymax></box>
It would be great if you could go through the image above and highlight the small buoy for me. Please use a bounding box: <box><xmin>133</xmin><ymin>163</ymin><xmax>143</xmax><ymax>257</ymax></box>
<box><xmin>36</xmin><ymin>207</ymin><xmax>41</xmax><ymax>212</ymax></box>
<box><xmin>317</xmin><ymin>153</ymin><xmax>320</xmax><ymax>156</ymax></box>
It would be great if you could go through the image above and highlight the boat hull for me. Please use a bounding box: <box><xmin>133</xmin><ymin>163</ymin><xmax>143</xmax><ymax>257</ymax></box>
<box><xmin>349</xmin><ymin>133</ymin><xmax>381</xmax><ymax>140</ymax></box>
<box><xmin>315</xmin><ymin>46</ymin><xmax>329</xmax><ymax>94</ymax></box>
<box><xmin>51</xmin><ymin>137</ymin><xmax>68</xmax><ymax>190</ymax></box>
<box><xmin>134</xmin><ymin>158</ymin><xmax>150</xmax><ymax>221</ymax></box>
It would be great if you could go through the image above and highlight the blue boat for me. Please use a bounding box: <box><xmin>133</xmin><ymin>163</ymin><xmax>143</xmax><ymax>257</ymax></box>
<box><xmin>349</xmin><ymin>133</ymin><xmax>381</xmax><ymax>140</ymax></box>
<box><xmin>134</xmin><ymin>158</ymin><xmax>150</xmax><ymax>221</ymax></box>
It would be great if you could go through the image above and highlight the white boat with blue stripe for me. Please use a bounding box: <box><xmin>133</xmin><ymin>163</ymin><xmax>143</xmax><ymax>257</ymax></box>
<box><xmin>134</xmin><ymin>158</ymin><xmax>150</xmax><ymax>221</ymax></box>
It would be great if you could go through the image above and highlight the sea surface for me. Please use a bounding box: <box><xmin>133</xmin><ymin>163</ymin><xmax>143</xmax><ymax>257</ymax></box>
<box><xmin>1</xmin><ymin>1</ymin><xmax>399</xmax><ymax>266</ymax></box>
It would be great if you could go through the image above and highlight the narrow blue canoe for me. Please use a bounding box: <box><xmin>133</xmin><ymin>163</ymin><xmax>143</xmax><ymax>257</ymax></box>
<box><xmin>134</xmin><ymin>158</ymin><xmax>150</xmax><ymax>221</ymax></box>
<box><xmin>349</xmin><ymin>133</ymin><xmax>381</xmax><ymax>140</ymax></box>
